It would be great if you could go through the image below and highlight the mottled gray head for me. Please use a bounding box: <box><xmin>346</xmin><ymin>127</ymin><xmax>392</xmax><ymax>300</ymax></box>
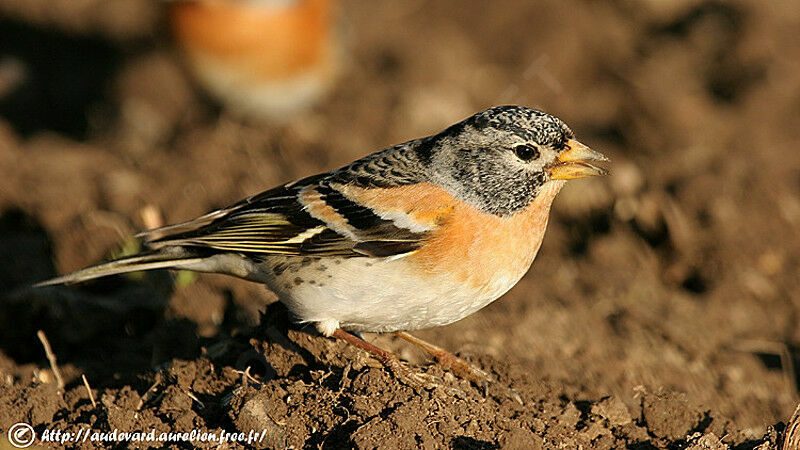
<box><xmin>418</xmin><ymin>105</ymin><xmax>607</xmax><ymax>216</ymax></box>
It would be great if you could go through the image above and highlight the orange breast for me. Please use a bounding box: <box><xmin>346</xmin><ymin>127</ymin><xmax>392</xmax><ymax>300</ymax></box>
<box><xmin>340</xmin><ymin>182</ymin><xmax>563</xmax><ymax>292</ymax></box>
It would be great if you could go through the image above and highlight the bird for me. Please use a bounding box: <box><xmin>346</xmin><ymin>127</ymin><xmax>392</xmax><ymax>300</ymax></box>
<box><xmin>169</xmin><ymin>0</ymin><xmax>342</xmax><ymax>120</ymax></box>
<box><xmin>37</xmin><ymin>105</ymin><xmax>608</xmax><ymax>386</ymax></box>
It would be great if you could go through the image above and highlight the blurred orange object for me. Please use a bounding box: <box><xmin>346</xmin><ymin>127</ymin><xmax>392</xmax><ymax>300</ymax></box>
<box><xmin>169</xmin><ymin>0</ymin><xmax>341</xmax><ymax>120</ymax></box>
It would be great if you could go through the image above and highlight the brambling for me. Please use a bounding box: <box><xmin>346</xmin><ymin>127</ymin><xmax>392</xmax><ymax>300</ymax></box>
<box><xmin>168</xmin><ymin>0</ymin><xmax>341</xmax><ymax>120</ymax></box>
<box><xmin>37</xmin><ymin>106</ymin><xmax>608</xmax><ymax>386</ymax></box>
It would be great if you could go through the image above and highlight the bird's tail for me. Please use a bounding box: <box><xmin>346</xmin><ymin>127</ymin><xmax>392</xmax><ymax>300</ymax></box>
<box><xmin>34</xmin><ymin>247</ymin><xmax>205</xmax><ymax>287</ymax></box>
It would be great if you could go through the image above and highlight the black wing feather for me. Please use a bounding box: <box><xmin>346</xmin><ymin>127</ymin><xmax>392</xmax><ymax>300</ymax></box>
<box><xmin>142</xmin><ymin>175</ymin><xmax>429</xmax><ymax>258</ymax></box>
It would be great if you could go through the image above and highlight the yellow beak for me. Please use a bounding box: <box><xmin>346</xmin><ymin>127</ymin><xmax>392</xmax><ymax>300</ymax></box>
<box><xmin>547</xmin><ymin>139</ymin><xmax>609</xmax><ymax>180</ymax></box>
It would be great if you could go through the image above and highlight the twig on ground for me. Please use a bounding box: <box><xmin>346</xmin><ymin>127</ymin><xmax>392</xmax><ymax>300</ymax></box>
<box><xmin>242</xmin><ymin>366</ymin><xmax>252</xmax><ymax>388</ymax></box>
<box><xmin>184</xmin><ymin>389</ymin><xmax>205</xmax><ymax>408</ymax></box>
<box><xmin>233</xmin><ymin>365</ymin><xmax>265</xmax><ymax>389</ymax></box>
<box><xmin>81</xmin><ymin>374</ymin><xmax>97</xmax><ymax>408</ymax></box>
<box><xmin>137</xmin><ymin>371</ymin><xmax>164</xmax><ymax>411</ymax></box>
<box><xmin>36</xmin><ymin>330</ymin><xmax>64</xmax><ymax>393</ymax></box>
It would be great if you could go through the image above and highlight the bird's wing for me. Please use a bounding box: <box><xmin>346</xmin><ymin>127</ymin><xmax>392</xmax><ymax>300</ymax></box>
<box><xmin>139</xmin><ymin>174</ymin><xmax>434</xmax><ymax>258</ymax></box>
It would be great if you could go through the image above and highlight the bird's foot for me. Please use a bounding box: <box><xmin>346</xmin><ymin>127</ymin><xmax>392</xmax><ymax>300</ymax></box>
<box><xmin>381</xmin><ymin>354</ymin><xmax>442</xmax><ymax>389</ymax></box>
<box><xmin>395</xmin><ymin>331</ymin><xmax>523</xmax><ymax>404</ymax></box>
<box><xmin>432</xmin><ymin>348</ymin><xmax>492</xmax><ymax>385</ymax></box>
<box><xmin>331</xmin><ymin>329</ymin><xmax>441</xmax><ymax>390</ymax></box>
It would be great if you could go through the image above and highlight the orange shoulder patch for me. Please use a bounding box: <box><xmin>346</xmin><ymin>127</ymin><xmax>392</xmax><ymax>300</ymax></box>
<box><xmin>337</xmin><ymin>183</ymin><xmax>457</xmax><ymax>230</ymax></box>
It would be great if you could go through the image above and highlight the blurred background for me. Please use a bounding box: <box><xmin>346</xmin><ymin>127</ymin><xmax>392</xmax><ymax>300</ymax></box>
<box><xmin>0</xmin><ymin>0</ymin><xmax>799</xmax><ymax>445</ymax></box>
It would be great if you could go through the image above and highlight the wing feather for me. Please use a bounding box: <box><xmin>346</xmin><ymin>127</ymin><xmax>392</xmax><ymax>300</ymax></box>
<box><xmin>142</xmin><ymin>177</ymin><xmax>432</xmax><ymax>258</ymax></box>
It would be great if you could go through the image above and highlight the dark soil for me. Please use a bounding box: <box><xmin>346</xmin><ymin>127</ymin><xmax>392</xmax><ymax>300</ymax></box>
<box><xmin>1</xmin><ymin>0</ymin><xmax>799</xmax><ymax>448</ymax></box>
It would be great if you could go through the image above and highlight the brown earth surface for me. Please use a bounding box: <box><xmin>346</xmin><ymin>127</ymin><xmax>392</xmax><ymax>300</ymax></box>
<box><xmin>1</xmin><ymin>0</ymin><xmax>800</xmax><ymax>448</ymax></box>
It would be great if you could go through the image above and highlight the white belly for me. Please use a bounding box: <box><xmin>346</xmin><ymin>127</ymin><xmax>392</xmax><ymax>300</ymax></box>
<box><xmin>261</xmin><ymin>254</ymin><xmax>525</xmax><ymax>333</ymax></box>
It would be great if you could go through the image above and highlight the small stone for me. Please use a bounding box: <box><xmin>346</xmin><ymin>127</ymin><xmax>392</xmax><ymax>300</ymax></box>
<box><xmin>234</xmin><ymin>394</ymin><xmax>287</xmax><ymax>449</ymax></box>
<box><xmin>641</xmin><ymin>391</ymin><xmax>703</xmax><ymax>441</ymax></box>
<box><xmin>686</xmin><ymin>432</ymin><xmax>729</xmax><ymax>450</ymax></box>
<box><xmin>592</xmin><ymin>396</ymin><xmax>632</xmax><ymax>426</ymax></box>
<box><xmin>499</xmin><ymin>427</ymin><xmax>543</xmax><ymax>450</ymax></box>
<box><xmin>559</xmin><ymin>402</ymin><xmax>582</xmax><ymax>429</ymax></box>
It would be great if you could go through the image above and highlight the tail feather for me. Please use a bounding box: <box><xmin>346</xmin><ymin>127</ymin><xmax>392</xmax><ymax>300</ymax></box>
<box><xmin>34</xmin><ymin>249</ymin><xmax>205</xmax><ymax>287</ymax></box>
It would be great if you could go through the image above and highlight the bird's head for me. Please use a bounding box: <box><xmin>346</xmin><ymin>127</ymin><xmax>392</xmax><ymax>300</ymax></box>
<box><xmin>420</xmin><ymin>105</ymin><xmax>608</xmax><ymax>216</ymax></box>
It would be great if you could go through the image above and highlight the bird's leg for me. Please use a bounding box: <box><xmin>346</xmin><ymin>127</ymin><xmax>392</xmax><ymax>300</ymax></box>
<box><xmin>394</xmin><ymin>331</ymin><xmax>491</xmax><ymax>385</ymax></box>
<box><xmin>394</xmin><ymin>332</ymin><xmax>524</xmax><ymax>404</ymax></box>
<box><xmin>331</xmin><ymin>329</ymin><xmax>436</xmax><ymax>388</ymax></box>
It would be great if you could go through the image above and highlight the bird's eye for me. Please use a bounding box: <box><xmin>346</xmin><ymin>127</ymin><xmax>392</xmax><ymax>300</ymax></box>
<box><xmin>513</xmin><ymin>144</ymin><xmax>540</xmax><ymax>162</ymax></box>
